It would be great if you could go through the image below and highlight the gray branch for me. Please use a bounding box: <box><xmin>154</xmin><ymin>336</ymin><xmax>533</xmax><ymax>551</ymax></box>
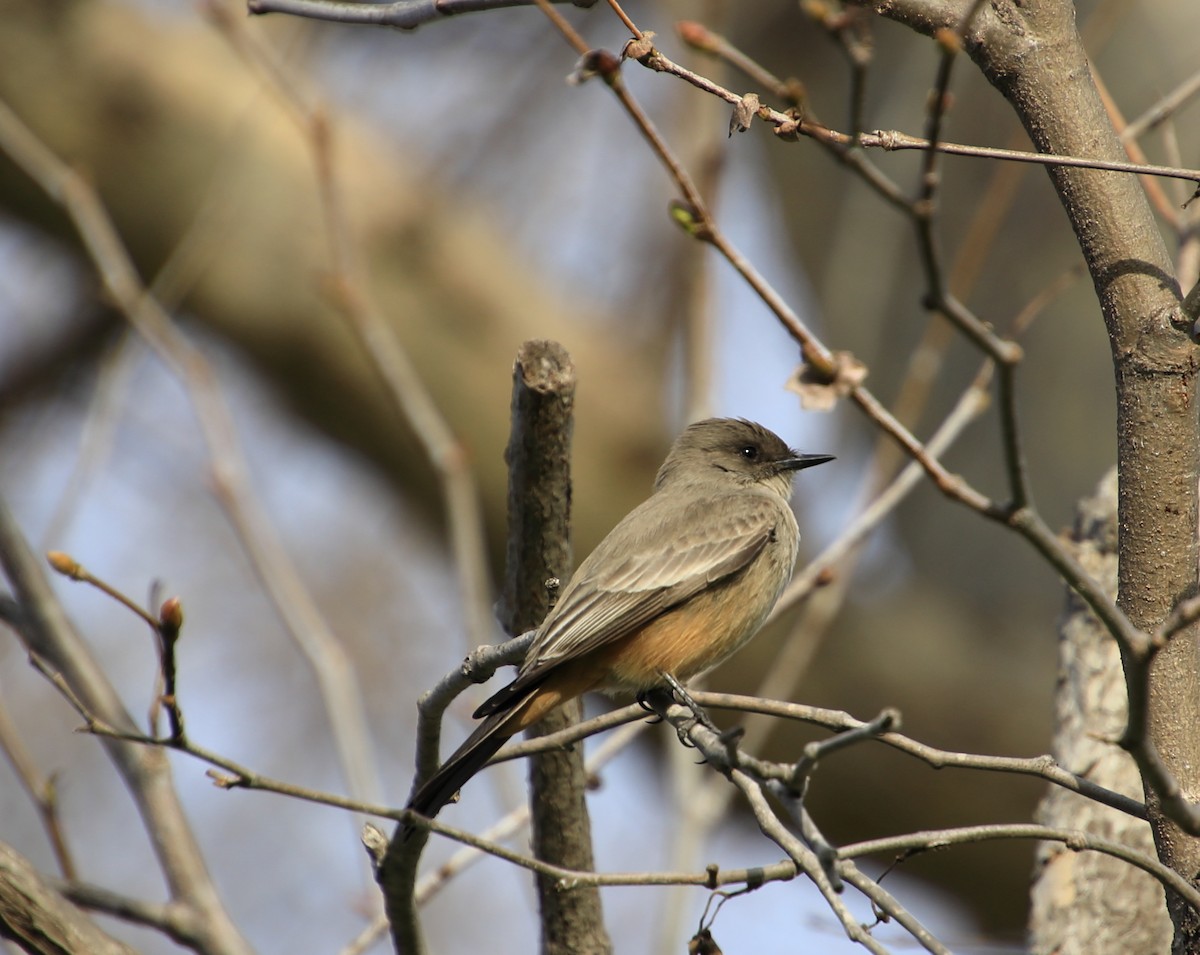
<box><xmin>247</xmin><ymin>0</ymin><xmax>596</xmax><ymax>30</ymax></box>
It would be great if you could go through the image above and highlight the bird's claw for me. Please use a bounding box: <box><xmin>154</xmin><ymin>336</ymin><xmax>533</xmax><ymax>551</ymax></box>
<box><xmin>636</xmin><ymin>689</ymin><xmax>664</xmax><ymax>723</ymax></box>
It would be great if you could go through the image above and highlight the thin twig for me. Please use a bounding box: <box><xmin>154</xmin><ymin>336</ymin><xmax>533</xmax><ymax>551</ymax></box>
<box><xmin>636</xmin><ymin>46</ymin><xmax>1200</xmax><ymax>188</ymax></box>
<box><xmin>841</xmin><ymin>823</ymin><xmax>1200</xmax><ymax>911</ymax></box>
<box><xmin>415</xmin><ymin>720</ymin><xmax>647</xmax><ymax>903</ymax></box>
<box><xmin>0</xmin><ymin>93</ymin><xmax>387</xmax><ymax>815</ymax></box>
<box><xmin>0</xmin><ymin>698</ymin><xmax>76</xmax><ymax>879</ymax></box>
<box><xmin>686</xmin><ymin>692</ymin><xmax>1146</xmax><ymax>821</ymax></box>
<box><xmin>0</xmin><ymin>500</ymin><xmax>255</xmax><ymax>955</ymax></box>
<box><xmin>1122</xmin><ymin>66</ymin><xmax>1200</xmax><ymax>143</ymax></box>
<box><xmin>248</xmin><ymin>0</ymin><xmax>596</xmax><ymax>28</ymax></box>
<box><xmin>212</xmin><ymin>0</ymin><xmax>496</xmax><ymax>656</ymax></box>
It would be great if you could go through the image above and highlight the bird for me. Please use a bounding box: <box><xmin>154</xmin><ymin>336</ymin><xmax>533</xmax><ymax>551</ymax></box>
<box><xmin>404</xmin><ymin>417</ymin><xmax>832</xmax><ymax>832</ymax></box>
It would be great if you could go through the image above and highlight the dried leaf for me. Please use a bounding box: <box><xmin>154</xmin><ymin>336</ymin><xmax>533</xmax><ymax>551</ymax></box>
<box><xmin>786</xmin><ymin>351</ymin><xmax>868</xmax><ymax>411</ymax></box>
<box><xmin>729</xmin><ymin>92</ymin><xmax>760</xmax><ymax>137</ymax></box>
<box><xmin>621</xmin><ymin>31</ymin><xmax>657</xmax><ymax>61</ymax></box>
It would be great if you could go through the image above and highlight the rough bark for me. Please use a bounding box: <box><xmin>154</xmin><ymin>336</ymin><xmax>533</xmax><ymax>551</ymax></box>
<box><xmin>0</xmin><ymin>842</ymin><xmax>140</xmax><ymax>955</ymax></box>
<box><xmin>1031</xmin><ymin>468</ymin><xmax>1173</xmax><ymax>954</ymax></box>
<box><xmin>499</xmin><ymin>340</ymin><xmax>611</xmax><ymax>955</ymax></box>
<box><xmin>967</xmin><ymin>5</ymin><xmax>1200</xmax><ymax>946</ymax></box>
<box><xmin>859</xmin><ymin>0</ymin><xmax>1200</xmax><ymax>946</ymax></box>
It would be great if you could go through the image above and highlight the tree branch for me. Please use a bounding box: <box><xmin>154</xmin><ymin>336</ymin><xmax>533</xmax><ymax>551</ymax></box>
<box><xmin>248</xmin><ymin>0</ymin><xmax>596</xmax><ymax>29</ymax></box>
<box><xmin>0</xmin><ymin>501</ymin><xmax>254</xmax><ymax>955</ymax></box>
<box><xmin>0</xmin><ymin>842</ymin><xmax>139</xmax><ymax>955</ymax></box>
<box><xmin>499</xmin><ymin>340</ymin><xmax>610</xmax><ymax>955</ymax></box>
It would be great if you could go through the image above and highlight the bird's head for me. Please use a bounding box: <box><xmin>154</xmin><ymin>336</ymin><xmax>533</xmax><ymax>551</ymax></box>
<box><xmin>654</xmin><ymin>418</ymin><xmax>833</xmax><ymax>495</ymax></box>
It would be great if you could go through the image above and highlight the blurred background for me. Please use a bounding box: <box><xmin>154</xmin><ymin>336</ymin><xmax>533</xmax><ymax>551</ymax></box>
<box><xmin>0</xmin><ymin>0</ymin><xmax>1197</xmax><ymax>951</ymax></box>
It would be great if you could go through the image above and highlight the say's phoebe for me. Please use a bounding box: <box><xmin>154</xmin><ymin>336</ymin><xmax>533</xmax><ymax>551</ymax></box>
<box><xmin>405</xmin><ymin>417</ymin><xmax>832</xmax><ymax>828</ymax></box>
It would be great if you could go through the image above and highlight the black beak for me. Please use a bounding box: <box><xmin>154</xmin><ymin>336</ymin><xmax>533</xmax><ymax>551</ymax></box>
<box><xmin>783</xmin><ymin>452</ymin><xmax>835</xmax><ymax>472</ymax></box>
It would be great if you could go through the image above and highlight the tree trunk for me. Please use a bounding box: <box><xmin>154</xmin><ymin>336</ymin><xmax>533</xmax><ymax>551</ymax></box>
<box><xmin>861</xmin><ymin>0</ymin><xmax>1200</xmax><ymax>945</ymax></box>
<box><xmin>1031</xmin><ymin>468</ymin><xmax>1173</xmax><ymax>953</ymax></box>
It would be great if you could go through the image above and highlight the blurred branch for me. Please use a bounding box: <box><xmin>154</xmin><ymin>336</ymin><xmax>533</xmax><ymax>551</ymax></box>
<box><xmin>1092</xmin><ymin>66</ymin><xmax>1180</xmax><ymax>229</ymax></box>
<box><xmin>0</xmin><ymin>842</ymin><xmax>139</xmax><ymax>955</ymax></box>
<box><xmin>248</xmin><ymin>0</ymin><xmax>596</xmax><ymax>29</ymax></box>
<box><xmin>0</xmin><ymin>699</ymin><xmax>75</xmax><ymax>880</ymax></box>
<box><xmin>39</xmin><ymin>334</ymin><xmax>140</xmax><ymax>550</ymax></box>
<box><xmin>1122</xmin><ymin>66</ymin><xmax>1200</xmax><ymax>144</ymax></box>
<box><xmin>0</xmin><ymin>0</ymin><xmax>668</xmax><ymax>568</ymax></box>
<box><xmin>0</xmin><ymin>307</ymin><xmax>118</xmax><ymax>429</ymax></box>
<box><xmin>0</xmin><ymin>501</ymin><xmax>255</xmax><ymax>955</ymax></box>
<box><xmin>209</xmin><ymin>4</ymin><xmax>496</xmax><ymax>652</ymax></box>
<box><xmin>54</xmin><ymin>880</ymin><xmax>195</xmax><ymax>948</ymax></box>
<box><xmin>0</xmin><ymin>92</ymin><xmax>386</xmax><ymax>814</ymax></box>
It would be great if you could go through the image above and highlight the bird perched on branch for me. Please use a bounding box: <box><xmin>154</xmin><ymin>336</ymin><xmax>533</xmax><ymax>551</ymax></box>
<box><xmin>404</xmin><ymin>417</ymin><xmax>832</xmax><ymax>833</ymax></box>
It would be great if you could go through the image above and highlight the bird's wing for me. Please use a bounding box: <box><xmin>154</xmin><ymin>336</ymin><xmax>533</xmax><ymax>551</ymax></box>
<box><xmin>474</xmin><ymin>491</ymin><xmax>781</xmax><ymax>717</ymax></box>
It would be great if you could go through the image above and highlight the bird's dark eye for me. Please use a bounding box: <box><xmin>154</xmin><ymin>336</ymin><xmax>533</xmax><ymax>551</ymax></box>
<box><xmin>740</xmin><ymin>445</ymin><xmax>759</xmax><ymax>461</ymax></box>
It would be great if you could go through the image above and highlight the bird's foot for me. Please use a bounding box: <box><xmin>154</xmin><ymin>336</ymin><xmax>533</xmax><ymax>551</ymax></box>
<box><xmin>636</xmin><ymin>688</ymin><xmax>665</xmax><ymax>724</ymax></box>
<box><xmin>660</xmin><ymin>673</ymin><xmax>724</xmax><ymax>738</ymax></box>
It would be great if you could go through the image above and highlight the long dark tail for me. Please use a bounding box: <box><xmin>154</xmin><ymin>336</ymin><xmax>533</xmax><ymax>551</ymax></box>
<box><xmin>402</xmin><ymin>711</ymin><xmax>515</xmax><ymax>839</ymax></box>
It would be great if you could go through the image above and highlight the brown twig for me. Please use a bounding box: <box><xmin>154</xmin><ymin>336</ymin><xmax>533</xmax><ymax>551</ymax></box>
<box><xmin>0</xmin><ymin>699</ymin><xmax>75</xmax><ymax>879</ymax></box>
<box><xmin>248</xmin><ymin>0</ymin><xmax>598</xmax><ymax>27</ymax></box>
<box><xmin>0</xmin><ymin>500</ymin><xmax>255</xmax><ymax>955</ymax></box>
<box><xmin>637</xmin><ymin>44</ymin><xmax>1200</xmax><ymax>188</ymax></box>
<box><xmin>841</xmin><ymin>824</ymin><xmax>1200</xmax><ymax>911</ymax></box>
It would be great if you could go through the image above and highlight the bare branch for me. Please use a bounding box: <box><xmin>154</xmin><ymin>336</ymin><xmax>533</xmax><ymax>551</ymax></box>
<box><xmin>247</xmin><ymin>0</ymin><xmax>596</xmax><ymax>29</ymax></box>
<box><xmin>0</xmin><ymin>697</ymin><xmax>75</xmax><ymax>880</ymax></box>
<box><xmin>208</xmin><ymin>10</ymin><xmax>497</xmax><ymax>654</ymax></box>
<box><xmin>0</xmin><ymin>502</ymin><xmax>254</xmax><ymax>955</ymax></box>
<box><xmin>841</xmin><ymin>824</ymin><xmax>1200</xmax><ymax>912</ymax></box>
<box><xmin>1123</xmin><ymin>67</ymin><xmax>1200</xmax><ymax>143</ymax></box>
<box><xmin>0</xmin><ymin>94</ymin><xmax>386</xmax><ymax>817</ymax></box>
<box><xmin>498</xmin><ymin>340</ymin><xmax>610</xmax><ymax>955</ymax></box>
<box><xmin>0</xmin><ymin>843</ymin><xmax>139</xmax><ymax>955</ymax></box>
